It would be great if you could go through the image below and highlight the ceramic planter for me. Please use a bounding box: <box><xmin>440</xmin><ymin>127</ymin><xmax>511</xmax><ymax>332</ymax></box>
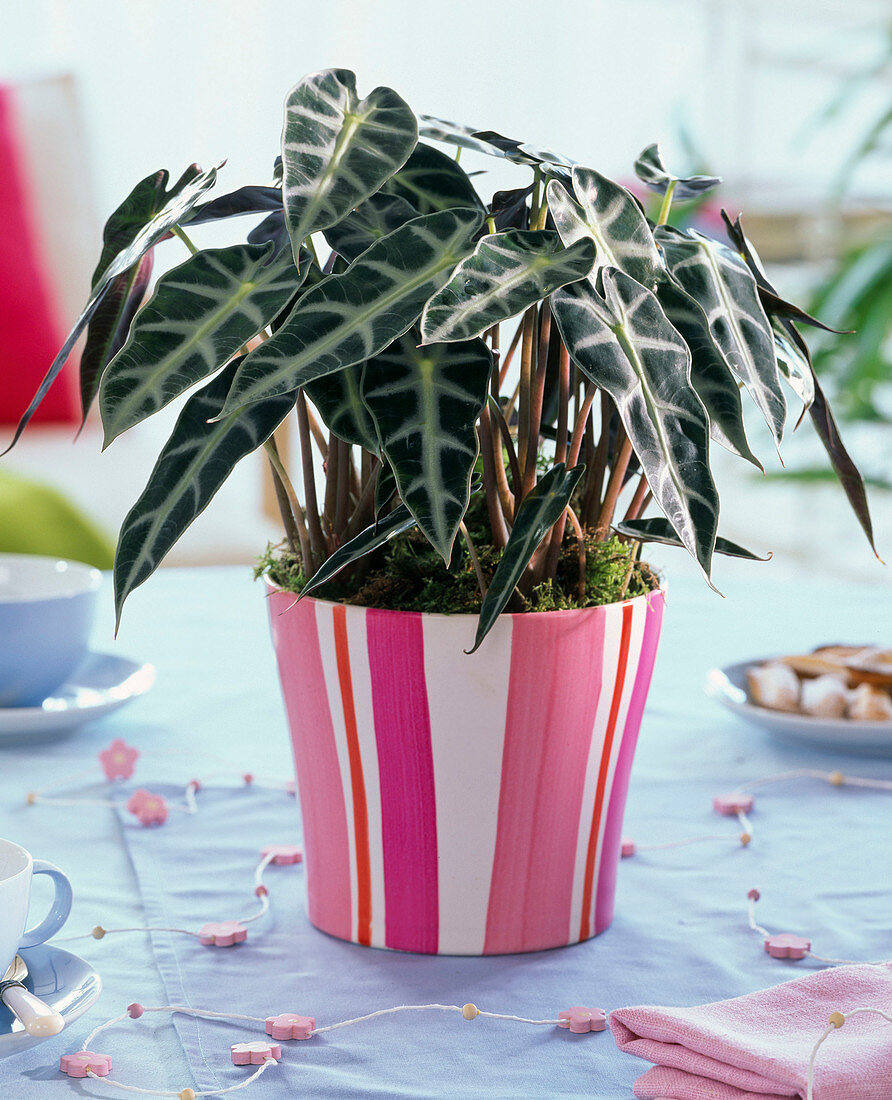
<box><xmin>267</xmin><ymin>586</ymin><xmax>665</xmax><ymax>955</ymax></box>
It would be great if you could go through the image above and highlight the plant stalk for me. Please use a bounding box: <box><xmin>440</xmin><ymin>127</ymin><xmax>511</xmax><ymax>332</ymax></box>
<box><xmin>565</xmin><ymin>504</ymin><xmax>587</xmax><ymax>602</ymax></box>
<box><xmin>459</xmin><ymin>520</ymin><xmax>487</xmax><ymax>599</ymax></box>
<box><xmin>478</xmin><ymin>415</ymin><xmax>510</xmax><ymax>548</ymax></box>
<box><xmin>656</xmin><ymin>180</ymin><xmax>677</xmax><ymax>226</ymax></box>
<box><xmin>516</xmin><ymin>305</ymin><xmax>538</xmax><ymax>504</ymax></box>
<box><xmin>499</xmin><ymin>320</ymin><xmax>524</xmax><ymax>386</ymax></box>
<box><xmin>263</xmin><ymin>437</ymin><xmax>302</xmax><ymax>559</ymax></box>
<box><xmin>594</xmin><ymin>434</ymin><xmax>633</xmax><ymax>539</ymax></box>
<box><xmin>522</xmin><ymin>305</ymin><xmax>552</xmax><ymax>495</ymax></box>
<box><xmin>171</xmin><ymin>225</ymin><xmax>199</xmax><ymax>255</ymax></box>
<box><xmin>295</xmin><ymin>390</ymin><xmax>327</xmax><ymax>567</ymax></box>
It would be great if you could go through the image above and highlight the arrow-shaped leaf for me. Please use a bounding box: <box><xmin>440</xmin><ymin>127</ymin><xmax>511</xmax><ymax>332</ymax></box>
<box><xmin>655</xmin><ymin>225</ymin><xmax>786</xmax><ymax>444</ymax></box>
<box><xmin>655</xmin><ymin>277</ymin><xmax>762</xmax><ymax>469</ymax></box>
<box><xmin>79</xmin><ymin>250</ymin><xmax>154</xmax><ymax>426</ymax></box>
<box><xmin>547</xmin><ymin>168</ymin><xmax>663</xmax><ymax>288</ymax></box>
<box><xmin>281</xmin><ymin>68</ymin><xmax>417</xmax><ymax>263</ymax></box>
<box><xmin>323</xmin><ymin>192</ymin><xmax>419</xmax><ymax>263</ymax></box>
<box><xmin>417</xmin><ymin>114</ymin><xmax>500</xmax><ymax>156</ymax></box>
<box><xmin>3</xmin><ymin>162</ymin><xmax>222</xmax><ymax>454</ymax></box>
<box><xmin>216</xmin><ymin>207</ymin><xmax>483</xmax><ymax>417</ymax></box>
<box><xmin>634</xmin><ymin>143</ymin><xmax>722</xmax><ymax>200</ymax></box>
<box><xmin>420</xmin><ymin>229</ymin><xmax>595</xmax><ymax>344</ymax></box>
<box><xmin>113</xmin><ymin>359</ymin><xmax>296</xmax><ymax>628</ymax></box>
<box><xmin>99</xmin><ymin>244</ymin><xmax>306</xmax><ymax>446</ymax></box>
<box><xmin>773</xmin><ymin>323</ymin><xmax>815</xmax><ymax>416</ymax></box>
<box><xmin>186</xmin><ymin>185</ymin><xmax>282</xmax><ymax>225</ymax></box>
<box><xmin>614</xmin><ymin>517</ymin><xmax>768</xmax><ymax>560</ymax></box>
<box><xmin>300</xmin><ymin>505</ymin><xmax>416</xmax><ymax>600</ymax></box>
<box><xmin>361</xmin><ymin>332</ymin><xmax>492</xmax><ymax>561</ymax></box>
<box><xmin>470</xmin><ymin>463</ymin><xmax>584</xmax><ymax>652</ymax></box>
<box><xmin>381</xmin><ymin>141</ymin><xmax>484</xmax><ymax>215</ymax></box>
<box><xmin>374</xmin><ymin>458</ymin><xmax>397</xmax><ymax>523</ymax></box>
<box><xmin>551</xmin><ymin>269</ymin><xmax>719</xmax><ymax>581</ymax></box>
<box><xmin>720</xmin><ymin>213</ymin><xmax>877</xmax><ymax>554</ymax></box>
<box><xmin>304</xmin><ymin>363</ymin><xmax>378</xmax><ymax>450</ymax></box>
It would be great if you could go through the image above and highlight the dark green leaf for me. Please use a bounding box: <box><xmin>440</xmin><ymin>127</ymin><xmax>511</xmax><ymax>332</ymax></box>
<box><xmin>361</xmin><ymin>332</ymin><xmax>492</xmax><ymax>561</ymax></box>
<box><xmin>470</xmin><ymin>463</ymin><xmax>584</xmax><ymax>652</ymax></box>
<box><xmin>100</xmin><ymin>244</ymin><xmax>306</xmax><ymax>445</ymax></box>
<box><xmin>547</xmin><ymin>169</ymin><xmax>663</xmax><ymax>288</ymax></box>
<box><xmin>634</xmin><ymin>143</ymin><xmax>722</xmax><ymax>200</ymax></box>
<box><xmin>281</xmin><ymin>68</ymin><xmax>417</xmax><ymax>262</ymax></box>
<box><xmin>300</xmin><ymin>505</ymin><xmax>416</xmax><ymax>600</ymax></box>
<box><xmin>79</xmin><ymin>250</ymin><xmax>153</xmax><ymax>425</ymax></box>
<box><xmin>3</xmin><ymin>162</ymin><xmax>222</xmax><ymax>454</ymax></box>
<box><xmin>217</xmin><ymin>207</ymin><xmax>484</xmax><ymax>417</ymax></box>
<box><xmin>655</xmin><ymin>277</ymin><xmax>762</xmax><ymax>469</ymax></box>
<box><xmin>420</xmin><ymin>229</ymin><xmax>595</xmax><ymax>344</ymax></box>
<box><xmin>186</xmin><ymin>185</ymin><xmax>282</xmax><ymax>224</ymax></box>
<box><xmin>374</xmin><ymin>458</ymin><xmax>397</xmax><ymax>523</ymax></box>
<box><xmin>552</xmin><ymin>269</ymin><xmax>719</xmax><ymax>582</ymax></box>
<box><xmin>656</xmin><ymin>225</ymin><xmax>786</xmax><ymax>444</ymax></box>
<box><xmin>113</xmin><ymin>359</ymin><xmax>296</xmax><ymax>628</ymax></box>
<box><xmin>323</xmin><ymin>192</ymin><xmax>419</xmax><ymax>263</ymax></box>
<box><xmin>417</xmin><ymin>114</ymin><xmax>498</xmax><ymax>156</ymax></box>
<box><xmin>304</xmin><ymin>363</ymin><xmax>378</xmax><ymax>450</ymax></box>
<box><xmin>382</xmin><ymin>141</ymin><xmax>485</xmax><ymax>215</ymax></box>
<box><xmin>614</xmin><ymin>517</ymin><xmax>768</xmax><ymax>560</ymax></box>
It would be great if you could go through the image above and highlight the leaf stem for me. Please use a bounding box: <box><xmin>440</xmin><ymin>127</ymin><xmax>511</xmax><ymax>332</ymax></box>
<box><xmin>594</xmin><ymin>434</ymin><xmax>633</xmax><ymax>539</ymax></box>
<box><xmin>295</xmin><ymin>391</ymin><xmax>327</xmax><ymax>567</ymax></box>
<box><xmin>478</xmin><ymin>414</ymin><xmax>510</xmax><ymax>549</ymax></box>
<box><xmin>656</xmin><ymin>180</ymin><xmax>677</xmax><ymax>226</ymax></box>
<box><xmin>565</xmin><ymin>504</ymin><xmax>587</xmax><ymax>602</ymax></box>
<box><xmin>522</xmin><ymin>305</ymin><xmax>551</xmax><ymax>495</ymax></box>
<box><xmin>516</xmin><ymin>305</ymin><xmax>538</xmax><ymax>503</ymax></box>
<box><xmin>499</xmin><ymin>320</ymin><xmax>524</xmax><ymax>385</ymax></box>
<box><xmin>171</xmin><ymin>225</ymin><xmax>199</xmax><ymax>255</ymax></box>
<box><xmin>263</xmin><ymin>437</ymin><xmax>302</xmax><ymax>558</ymax></box>
<box><xmin>460</xmin><ymin>520</ymin><xmax>487</xmax><ymax>598</ymax></box>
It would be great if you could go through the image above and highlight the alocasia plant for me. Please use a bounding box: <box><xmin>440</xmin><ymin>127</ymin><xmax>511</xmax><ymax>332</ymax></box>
<box><xmin>5</xmin><ymin>68</ymin><xmax>876</xmax><ymax>648</ymax></box>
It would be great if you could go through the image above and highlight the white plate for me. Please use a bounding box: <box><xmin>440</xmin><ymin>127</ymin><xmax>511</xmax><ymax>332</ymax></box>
<box><xmin>705</xmin><ymin>660</ymin><xmax>892</xmax><ymax>756</ymax></box>
<box><xmin>0</xmin><ymin>653</ymin><xmax>154</xmax><ymax>744</ymax></box>
<box><xmin>0</xmin><ymin>943</ymin><xmax>101</xmax><ymax>1057</ymax></box>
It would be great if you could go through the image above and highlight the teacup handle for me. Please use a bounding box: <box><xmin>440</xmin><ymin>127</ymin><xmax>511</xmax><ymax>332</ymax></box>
<box><xmin>19</xmin><ymin>859</ymin><xmax>73</xmax><ymax>949</ymax></box>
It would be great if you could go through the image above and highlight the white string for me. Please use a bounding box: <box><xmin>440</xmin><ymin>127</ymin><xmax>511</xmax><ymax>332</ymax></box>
<box><xmin>55</xmin><ymin>925</ymin><xmax>200</xmax><ymax>943</ymax></box>
<box><xmin>86</xmin><ymin>1059</ymin><xmax>275</xmax><ymax>1097</ymax></box>
<box><xmin>746</xmin><ymin>895</ymin><xmax>772</xmax><ymax>939</ymax></box>
<box><xmin>312</xmin><ymin>1004</ymin><xmax>562</xmax><ymax>1034</ymax></box>
<box><xmin>806</xmin><ymin>1009</ymin><xmax>892</xmax><ymax>1100</ymax></box>
<box><xmin>736</xmin><ymin>810</ymin><xmax>753</xmax><ymax>836</ymax></box>
<box><xmin>747</xmin><ymin>893</ymin><xmax>890</xmax><ymax>966</ymax></box>
<box><xmin>637</xmin><ymin>834</ymin><xmax>740</xmax><ymax>851</ymax></box>
<box><xmin>32</xmin><ymin>762</ymin><xmax>102</xmax><ymax>794</ymax></box>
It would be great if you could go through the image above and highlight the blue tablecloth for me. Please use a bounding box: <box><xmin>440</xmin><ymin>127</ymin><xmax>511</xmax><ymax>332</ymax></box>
<box><xmin>1</xmin><ymin>563</ymin><xmax>890</xmax><ymax>1098</ymax></box>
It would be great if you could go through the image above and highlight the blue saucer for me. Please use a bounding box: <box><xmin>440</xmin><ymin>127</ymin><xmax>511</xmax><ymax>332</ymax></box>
<box><xmin>0</xmin><ymin>943</ymin><xmax>101</xmax><ymax>1057</ymax></box>
<box><xmin>0</xmin><ymin>652</ymin><xmax>154</xmax><ymax>744</ymax></box>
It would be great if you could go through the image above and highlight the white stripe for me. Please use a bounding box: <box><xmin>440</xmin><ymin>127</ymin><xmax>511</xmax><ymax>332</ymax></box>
<box><xmin>314</xmin><ymin>602</ymin><xmax>358</xmax><ymax>944</ymax></box>
<box><xmin>343</xmin><ymin>604</ymin><xmax>386</xmax><ymax>948</ymax></box>
<box><xmin>423</xmin><ymin>612</ymin><xmax>513</xmax><ymax>955</ymax></box>
<box><xmin>586</xmin><ymin>596</ymin><xmax>647</xmax><ymax>934</ymax></box>
<box><xmin>568</xmin><ymin>604</ymin><xmax>620</xmax><ymax>942</ymax></box>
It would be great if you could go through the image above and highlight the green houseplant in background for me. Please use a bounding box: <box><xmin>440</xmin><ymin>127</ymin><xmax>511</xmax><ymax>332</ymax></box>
<box><xmin>5</xmin><ymin>69</ymin><xmax>877</xmax><ymax>954</ymax></box>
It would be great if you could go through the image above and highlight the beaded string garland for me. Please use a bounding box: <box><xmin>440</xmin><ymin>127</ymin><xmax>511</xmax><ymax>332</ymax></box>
<box><xmin>26</xmin><ymin>738</ymin><xmax>892</xmax><ymax>1099</ymax></box>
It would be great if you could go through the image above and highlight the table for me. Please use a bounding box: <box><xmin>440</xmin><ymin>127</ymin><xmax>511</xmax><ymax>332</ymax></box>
<box><xmin>1</xmin><ymin>563</ymin><xmax>890</xmax><ymax>1098</ymax></box>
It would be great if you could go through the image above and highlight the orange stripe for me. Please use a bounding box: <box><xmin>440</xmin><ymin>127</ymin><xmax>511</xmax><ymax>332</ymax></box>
<box><xmin>578</xmin><ymin>602</ymin><xmax>634</xmax><ymax>941</ymax></box>
<box><xmin>332</xmin><ymin>605</ymin><xmax>372</xmax><ymax>945</ymax></box>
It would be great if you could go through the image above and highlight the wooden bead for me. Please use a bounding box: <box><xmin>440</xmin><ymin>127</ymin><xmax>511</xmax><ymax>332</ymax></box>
<box><xmin>828</xmin><ymin>771</ymin><xmax>845</xmax><ymax>787</ymax></box>
<box><xmin>461</xmin><ymin>1003</ymin><xmax>478</xmax><ymax>1020</ymax></box>
<box><xmin>179</xmin><ymin>1090</ymin><xmax>197</xmax><ymax>1100</ymax></box>
<box><xmin>92</xmin><ymin>925</ymin><xmax>107</xmax><ymax>940</ymax></box>
<box><xmin>25</xmin><ymin>792</ymin><xmax>37</xmax><ymax>805</ymax></box>
<box><xmin>829</xmin><ymin>1011</ymin><xmax>846</xmax><ymax>1029</ymax></box>
<box><xmin>739</xmin><ymin>832</ymin><xmax>752</xmax><ymax>847</ymax></box>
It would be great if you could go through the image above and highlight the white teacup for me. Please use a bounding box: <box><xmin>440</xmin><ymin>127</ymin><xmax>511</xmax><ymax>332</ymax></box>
<box><xmin>0</xmin><ymin>838</ymin><xmax>73</xmax><ymax>978</ymax></box>
<box><xmin>0</xmin><ymin>554</ymin><xmax>101</xmax><ymax>707</ymax></box>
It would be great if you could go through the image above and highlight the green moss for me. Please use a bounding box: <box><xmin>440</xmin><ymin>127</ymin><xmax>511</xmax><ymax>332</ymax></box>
<box><xmin>255</xmin><ymin>517</ymin><xmax>659</xmax><ymax>615</ymax></box>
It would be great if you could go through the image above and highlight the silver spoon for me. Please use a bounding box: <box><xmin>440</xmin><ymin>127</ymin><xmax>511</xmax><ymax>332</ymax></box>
<box><xmin>0</xmin><ymin>955</ymin><xmax>65</xmax><ymax>1036</ymax></box>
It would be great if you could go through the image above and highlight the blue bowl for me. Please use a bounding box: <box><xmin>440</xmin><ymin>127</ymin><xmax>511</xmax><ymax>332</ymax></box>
<box><xmin>0</xmin><ymin>555</ymin><xmax>101</xmax><ymax>707</ymax></box>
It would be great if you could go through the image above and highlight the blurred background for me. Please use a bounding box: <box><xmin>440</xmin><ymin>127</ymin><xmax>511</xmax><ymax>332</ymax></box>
<box><xmin>0</xmin><ymin>0</ymin><xmax>889</xmax><ymax>587</ymax></box>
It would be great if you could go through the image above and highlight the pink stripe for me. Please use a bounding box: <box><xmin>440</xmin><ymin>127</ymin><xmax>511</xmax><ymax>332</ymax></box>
<box><xmin>484</xmin><ymin>608</ymin><xmax>606</xmax><ymax>954</ymax></box>
<box><xmin>267</xmin><ymin>594</ymin><xmax>352</xmax><ymax>941</ymax></box>
<box><xmin>593</xmin><ymin>592</ymin><xmax>665</xmax><ymax>933</ymax></box>
<box><xmin>366</xmin><ymin>609</ymin><xmax>439</xmax><ymax>953</ymax></box>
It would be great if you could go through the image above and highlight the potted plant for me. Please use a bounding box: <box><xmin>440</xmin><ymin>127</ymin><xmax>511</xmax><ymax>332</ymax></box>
<box><xmin>5</xmin><ymin>69</ymin><xmax>875</xmax><ymax>955</ymax></box>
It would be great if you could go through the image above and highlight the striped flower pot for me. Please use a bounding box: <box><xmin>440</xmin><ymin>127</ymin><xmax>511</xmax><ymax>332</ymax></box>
<box><xmin>267</xmin><ymin>587</ymin><xmax>665</xmax><ymax>955</ymax></box>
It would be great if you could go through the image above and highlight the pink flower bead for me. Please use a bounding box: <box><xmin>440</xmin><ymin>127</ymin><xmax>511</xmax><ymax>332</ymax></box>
<box><xmin>126</xmin><ymin>789</ymin><xmax>168</xmax><ymax>826</ymax></box>
<box><xmin>266</xmin><ymin>1013</ymin><xmax>316</xmax><ymax>1040</ymax></box>
<box><xmin>713</xmin><ymin>793</ymin><xmax>755</xmax><ymax>816</ymax></box>
<box><xmin>99</xmin><ymin>738</ymin><xmax>139</xmax><ymax>781</ymax></box>
<box><xmin>231</xmin><ymin>1040</ymin><xmax>281</xmax><ymax>1066</ymax></box>
<box><xmin>558</xmin><ymin>1006</ymin><xmax>607</xmax><ymax>1033</ymax></box>
<box><xmin>764</xmin><ymin>933</ymin><xmax>811</xmax><ymax>960</ymax></box>
<box><xmin>261</xmin><ymin>844</ymin><xmax>303</xmax><ymax>865</ymax></box>
<box><xmin>620</xmin><ymin>837</ymin><xmax>636</xmax><ymax>858</ymax></box>
<box><xmin>199</xmin><ymin>920</ymin><xmax>247</xmax><ymax>947</ymax></box>
<box><xmin>60</xmin><ymin>1051</ymin><xmax>112</xmax><ymax>1078</ymax></box>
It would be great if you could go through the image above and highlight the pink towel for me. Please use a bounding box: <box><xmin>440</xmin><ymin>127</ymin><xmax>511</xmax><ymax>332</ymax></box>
<box><xmin>610</xmin><ymin>964</ymin><xmax>892</xmax><ymax>1099</ymax></box>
